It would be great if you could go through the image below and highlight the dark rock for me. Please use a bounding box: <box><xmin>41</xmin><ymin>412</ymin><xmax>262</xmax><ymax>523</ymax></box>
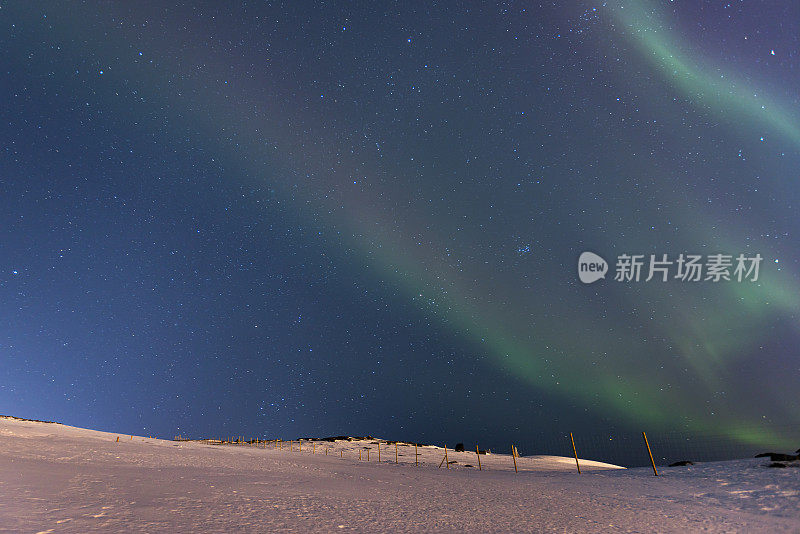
<box><xmin>768</xmin><ymin>462</ymin><xmax>788</xmax><ymax>468</ymax></box>
<box><xmin>668</xmin><ymin>460</ymin><xmax>694</xmax><ymax>467</ymax></box>
<box><xmin>321</xmin><ymin>436</ymin><xmax>354</xmax><ymax>442</ymax></box>
<box><xmin>454</xmin><ymin>443</ymin><xmax>465</xmax><ymax>452</ymax></box>
<box><xmin>0</xmin><ymin>415</ymin><xmax>59</xmax><ymax>424</ymax></box>
<box><xmin>755</xmin><ymin>453</ymin><xmax>798</xmax><ymax>462</ymax></box>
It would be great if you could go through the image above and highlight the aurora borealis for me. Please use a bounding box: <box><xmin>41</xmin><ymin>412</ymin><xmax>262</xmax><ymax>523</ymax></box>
<box><xmin>2</xmin><ymin>1</ymin><xmax>798</xmax><ymax>463</ymax></box>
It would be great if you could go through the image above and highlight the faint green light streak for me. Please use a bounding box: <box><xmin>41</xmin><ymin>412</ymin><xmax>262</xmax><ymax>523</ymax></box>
<box><xmin>608</xmin><ymin>0</ymin><xmax>800</xmax><ymax>146</ymax></box>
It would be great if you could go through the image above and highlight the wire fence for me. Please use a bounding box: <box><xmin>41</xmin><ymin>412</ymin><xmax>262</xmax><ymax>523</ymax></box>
<box><xmin>186</xmin><ymin>424</ymin><xmax>800</xmax><ymax>470</ymax></box>
<box><xmin>508</xmin><ymin>426</ymin><xmax>800</xmax><ymax>468</ymax></box>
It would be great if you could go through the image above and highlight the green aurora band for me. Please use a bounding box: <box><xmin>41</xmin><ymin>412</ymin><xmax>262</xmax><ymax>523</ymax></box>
<box><xmin>601</xmin><ymin>1</ymin><xmax>800</xmax><ymax>445</ymax></box>
<box><xmin>609</xmin><ymin>0</ymin><xmax>800</xmax><ymax>146</ymax></box>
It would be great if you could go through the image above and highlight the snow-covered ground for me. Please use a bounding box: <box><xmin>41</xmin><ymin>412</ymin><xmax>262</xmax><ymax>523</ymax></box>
<box><xmin>1</xmin><ymin>417</ymin><xmax>798</xmax><ymax>532</ymax></box>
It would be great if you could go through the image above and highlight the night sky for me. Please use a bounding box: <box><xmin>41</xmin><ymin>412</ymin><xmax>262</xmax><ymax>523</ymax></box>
<box><xmin>2</xmin><ymin>1</ymin><xmax>799</xmax><ymax>462</ymax></box>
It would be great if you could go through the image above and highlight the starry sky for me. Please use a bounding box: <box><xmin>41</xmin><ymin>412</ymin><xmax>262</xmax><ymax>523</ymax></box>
<box><xmin>2</xmin><ymin>1</ymin><xmax>799</xmax><ymax>463</ymax></box>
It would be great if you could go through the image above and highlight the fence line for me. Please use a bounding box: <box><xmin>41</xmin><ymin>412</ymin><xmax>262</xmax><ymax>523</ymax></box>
<box><xmin>175</xmin><ymin>425</ymin><xmax>800</xmax><ymax>471</ymax></box>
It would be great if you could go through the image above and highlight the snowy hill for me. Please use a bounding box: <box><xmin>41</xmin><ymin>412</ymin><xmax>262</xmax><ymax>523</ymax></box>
<box><xmin>1</xmin><ymin>416</ymin><xmax>798</xmax><ymax>532</ymax></box>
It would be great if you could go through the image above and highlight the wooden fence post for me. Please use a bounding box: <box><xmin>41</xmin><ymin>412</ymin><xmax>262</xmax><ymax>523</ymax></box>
<box><xmin>642</xmin><ymin>432</ymin><xmax>658</xmax><ymax>476</ymax></box>
<box><xmin>378</xmin><ymin>443</ymin><xmax>381</xmax><ymax>463</ymax></box>
<box><xmin>395</xmin><ymin>443</ymin><xmax>398</xmax><ymax>464</ymax></box>
<box><xmin>511</xmin><ymin>444</ymin><xmax>518</xmax><ymax>473</ymax></box>
<box><xmin>415</xmin><ymin>443</ymin><xmax>419</xmax><ymax>466</ymax></box>
<box><xmin>476</xmin><ymin>444</ymin><xmax>482</xmax><ymax>471</ymax></box>
<box><xmin>570</xmin><ymin>432</ymin><xmax>581</xmax><ymax>474</ymax></box>
<box><xmin>445</xmin><ymin>445</ymin><xmax>449</xmax><ymax>469</ymax></box>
